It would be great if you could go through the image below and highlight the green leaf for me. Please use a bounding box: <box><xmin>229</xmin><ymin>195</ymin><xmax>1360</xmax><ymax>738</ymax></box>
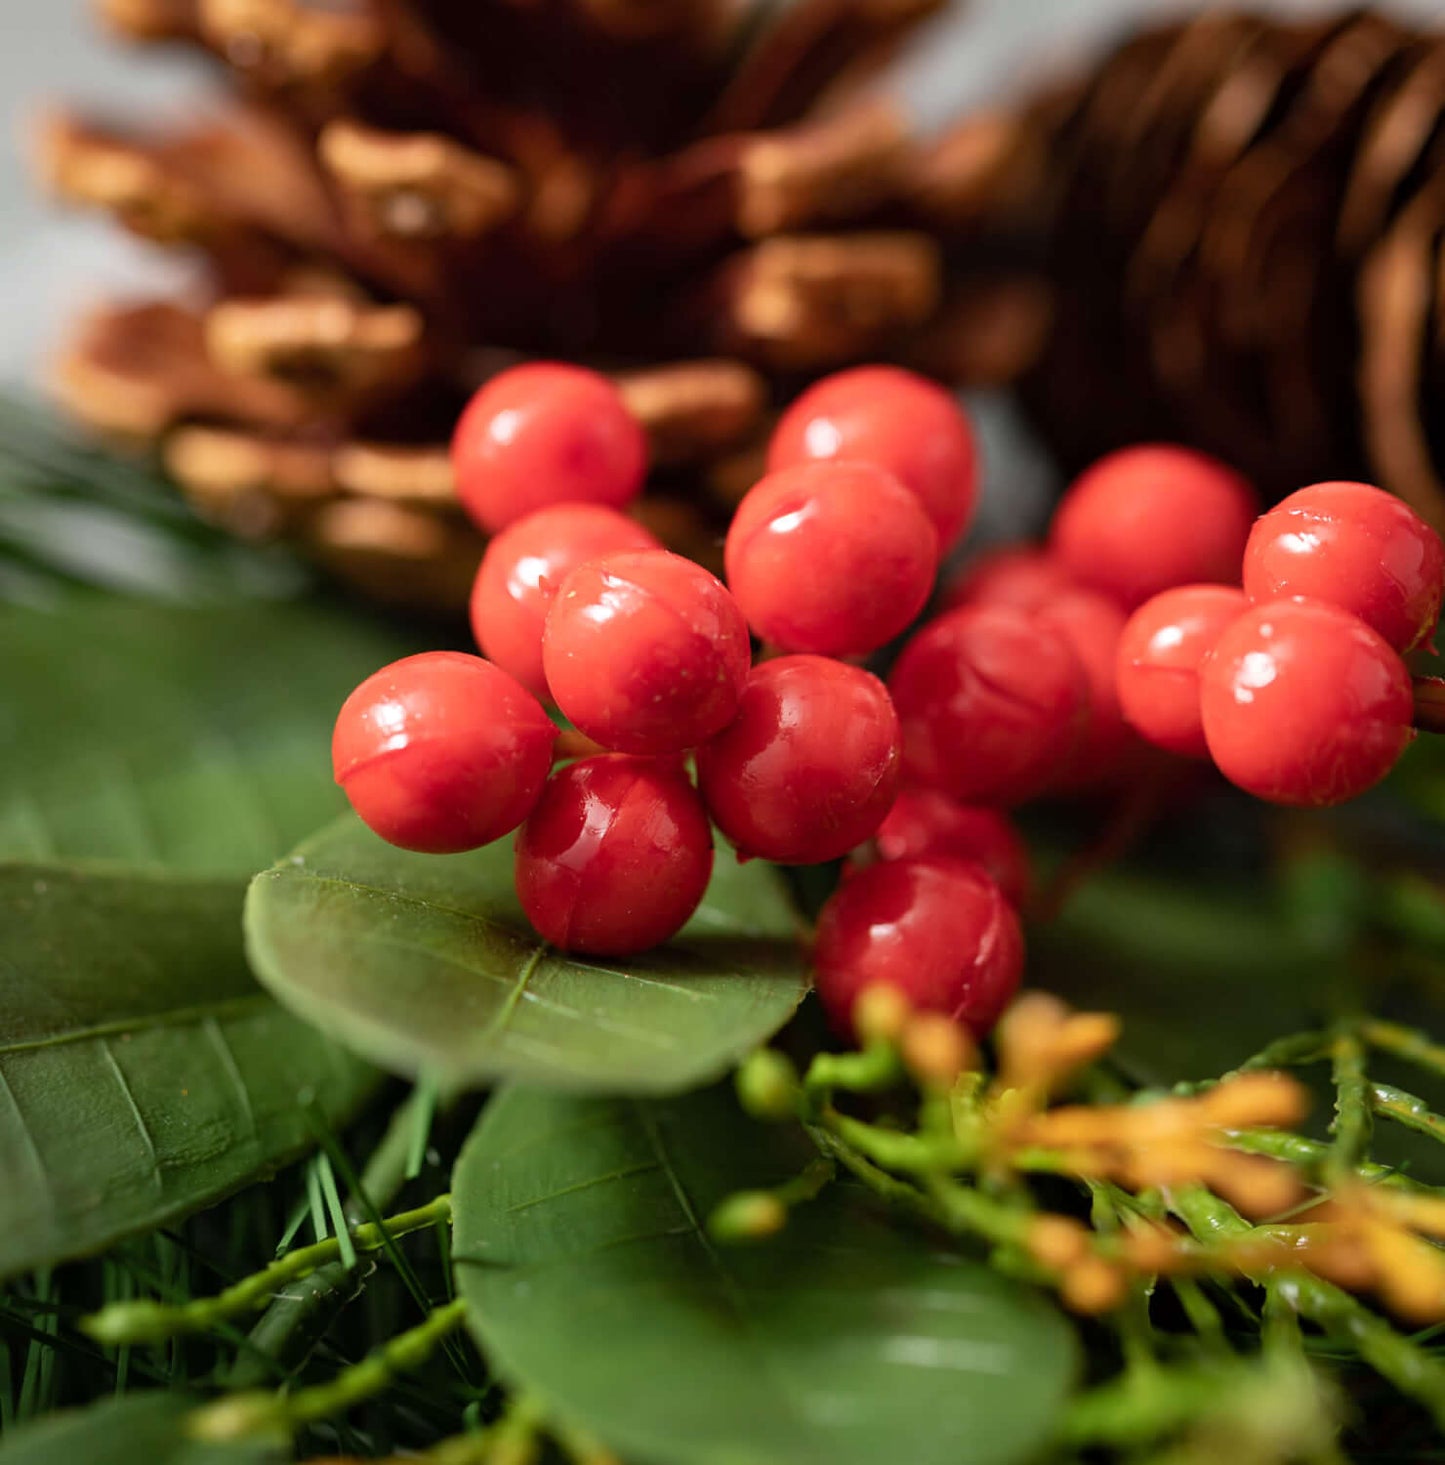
<box><xmin>452</xmin><ymin>1084</ymin><xmax>1077</xmax><ymax>1465</ymax></box>
<box><xmin>0</xmin><ymin>863</ymin><xmax>375</xmax><ymax>1279</ymax></box>
<box><xmin>245</xmin><ymin>816</ymin><xmax>808</xmax><ymax>1094</ymax></box>
<box><xmin>0</xmin><ymin>598</ymin><xmax>413</xmax><ymax>874</ymax></box>
<box><xmin>0</xmin><ymin>1393</ymin><xmax>286</xmax><ymax>1464</ymax></box>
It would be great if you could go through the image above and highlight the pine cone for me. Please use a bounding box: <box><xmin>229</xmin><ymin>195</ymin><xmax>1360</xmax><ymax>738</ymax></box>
<box><xmin>38</xmin><ymin>0</ymin><xmax>1020</xmax><ymax>608</ymax></box>
<box><xmin>1003</xmin><ymin>9</ymin><xmax>1445</xmax><ymax>534</ymax></box>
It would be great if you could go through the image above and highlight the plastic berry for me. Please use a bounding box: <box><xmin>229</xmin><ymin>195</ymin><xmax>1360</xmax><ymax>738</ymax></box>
<box><xmin>1049</xmin><ymin>444</ymin><xmax>1259</xmax><ymax>610</ymax></box>
<box><xmin>543</xmin><ymin>549</ymin><xmax>750</xmax><ymax>755</ymax></box>
<box><xmin>515</xmin><ymin>755</ymin><xmax>714</xmax><ymax>956</ymax></box>
<box><xmin>888</xmin><ymin>605</ymin><xmax>1089</xmax><ymax>806</ymax></box>
<box><xmin>724</xmin><ymin>461</ymin><xmax>938</xmax><ymax>656</ymax></box>
<box><xmin>1033</xmin><ymin>587</ymin><xmax>1136</xmax><ymax>789</ymax></box>
<box><xmin>814</xmin><ymin>856</ymin><xmax>1024</xmax><ymax>1040</ymax></box>
<box><xmin>470</xmin><ymin>504</ymin><xmax>661</xmax><ymax>701</ymax></box>
<box><xmin>860</xmin><ymin>788</ymin><xmax>1030</xmax><ymax>905</ymax></box>
<box><xmin>1116</xmin><ymin>585</ymin><xmax>1250</xmax><ymax>759</ymax></box>
<box><xmin>332</xmin><ymin>651</ymin><xmax>557</xmax><ymax>853</ymax></box>
<box><xmin>939</xmin><ymin>543</ymin><xmax>1074</xmax><ymax>615</ymax></box>
<box><xmin>767</xmin><ymin>365</ymin><xmax>979</xmax><ymax>551</ymax></box>
<box><xmin>696</xmin><ymin>655</ymin><xmax>901</xmax><ymax>865</ymax></box>
<box><xmin>1199</xmin><ymin>598</ymin><xmax>1416</xmax><ymax>807</ymax></box>
<box><xmin>451</xmin><ymin>362</ymin><xmax>647</xmax><ymax>534</ymax></box>
<box><xmin>1242</xmin><ymin>480</ymin><xmax>1445</xmax><ymax>654</ymax></box>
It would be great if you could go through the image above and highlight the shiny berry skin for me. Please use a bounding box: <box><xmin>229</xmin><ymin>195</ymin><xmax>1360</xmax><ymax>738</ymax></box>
<box><xmin>861</xmin><ymin>788</ymin><xmax>1030</xmax><ymax>905</ymax></box>
<box><xmin>888</xmin><ymin>606</ymin><xmax>1089</xmax><ymax>806</ymax></box>
<box><xmin>1050</xmin><ymin>445</ymin><xmax>1259</xmax><ymax>610</ymax></box>
<box><xmin>332</xmin><ymin>652</ymin><xmax>558</xmax><ymax>853</ymax></box>
<box><xmin>1242</xmin><ymin>481</ymin><xmax>1445</xmax><ymax>654</ymax></box>
<box><xmin>1199</xmin><ymin>598</ymin><xmax>1416</xmax><ymax>807</ymax></box>
<box><xmin>767</xmin><ymin>366</ymin><xmax>979</xmax><ymax>551</ymax></box>
<box><xmin>696</xmin><ymin>655</ymin><xmax>901</xmax><ymax>865</ymax></box>
<box><xmin>1116</xmin><ymin>585</ymin><xmax>1250</xmax><ymax>759</ymax></box>
<box><xmin>515</xmin><ymin>755</ymin><xmax>714</xmax><ymax>956</ymax></box>
<box><xmin>725</xmin><ymin>461</ymin><xmax>938</xmax><ymax>656</ymax></box>
<box><xmin>543</xmin><ymin>549</ymin><xmax>750</xmax><ymax>755</ymax></box>
<box><xmin>451</xmin><ymin>363</ymin><xmax>647</xmax><ymax>534</ymax></box>
<box><xmin>814</xmin><ymin>856</ymin><xmax>1024</xmax><ymax>1040</ymax></box>
<box><xmin>470</xmin><ymin>504</ymin><xmax>661</xmax><ymax>701</ymax></box>
<box><xmin>939</xmin><ymin>543</ymin><xmax>1074</xmax><ymax>615</ymax></box>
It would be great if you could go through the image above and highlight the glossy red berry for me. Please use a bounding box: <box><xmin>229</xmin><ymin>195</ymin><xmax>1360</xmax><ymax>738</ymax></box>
<box><xmin>767</xmin><ymin>366</ymin><xmax>979</xmax><ymax>551</ymax></box>
<box><xmin>470</xmin><ymin>504</ymin><xmax>661</xmax><ymax>701</ymax></box>
<box><xmin>1050</xmin><ymin>445</ymin><xmax>1259</xmax><ymax>610</ymax></box>
<box><xmin>451</xmin><ymin>362</ymin><xmax>647</xmax><ymax>534</ymax></box>
<box><xmin>543</xmin><ymin>549</ymin><xmax>750</xmax><ymax>755</ymax></box>
<box><xmin>725</xmin><ymin>461</ymin><xmax>938</xmax><ymax>656</ymax></box>
<box><xmin>696</xmin><ymin>655</ymin><xmax>901</xmax><ymax>865</ymax></box>
<box><xmin>1116</xmin><ymin>585</ymin><xmax>1250</xmax><ymax>759</ymax></box>
<box><xmin>861</xmin><ymin>788</ymin><xmax>1030</xmax><ymax>905</ymax></box>
<box><xmin>939</xmin><ymin>543</ymin><xmax>1074</xmax><ymax>615</ymax></box>
<box><xmin>332</xmin><ymin>652</ymin><xmax>557</xmax><ymax>853</ymax></box>
<box><xmin>515</xmin><ymin>755</ymin><xmax>714</xmax><ymax>956</ymax></box>
<box><xmin>1199</xmin><ymin>598</ymin><xmax>1416</xmax><ymax>807</ymax></box>
<box><xmin>1242</xmin><ymin>481</ymin><xmax>1445</xmax><ymax>654</ymax></box>
<box><xmin>888</xmin><ymin>605</ymin><xmax>1089</xmax><ymax>806</ymax></box>
<box><xmin>814</xmin><ymin>856</ymin><xmax>1024</xmax><ymax>1040</ymax></box>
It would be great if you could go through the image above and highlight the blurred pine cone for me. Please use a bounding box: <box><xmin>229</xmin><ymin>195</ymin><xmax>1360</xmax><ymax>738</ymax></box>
<box><xmin>38</xmin><ymin>0</ymin><xmax>1032</xmax><ymax>607</ymax></box>
<box><xmin>1010</xmin><ymin>9</ymin><xmax>1445</xmax><ymax>532</ymax></box>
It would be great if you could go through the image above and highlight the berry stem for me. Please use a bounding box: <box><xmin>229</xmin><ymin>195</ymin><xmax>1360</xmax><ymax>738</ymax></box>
<box><xmin>1414</xmin><ymin>676</ymin><xmax>1445</xmax><ymax>734</ymax></box>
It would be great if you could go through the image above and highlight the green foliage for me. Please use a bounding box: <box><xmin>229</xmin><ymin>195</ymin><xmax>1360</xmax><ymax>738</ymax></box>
<box><xmin>452</xmin><ymin>1083</ymin><xmax>1077</xmax><ymax>1465</ymax></box>
<box><xmin>246</xmin><ymin>816</ymin><xmax>809</xmax><ymax>1093</ymax></box>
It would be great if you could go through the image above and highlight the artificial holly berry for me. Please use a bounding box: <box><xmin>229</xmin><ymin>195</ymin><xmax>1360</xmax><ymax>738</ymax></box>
<box><xmin>939</xmin><ymin>542</ymin><xmax>1074</xmax><ymax>615</ymax></box>
<box><xmin>696</xmin><ymin>655</ymin><xmax>901</xmax><ymax>865</ymax></box>
<box><xmin>515</xmin><ymin>755</ymin><xmax>714</xmax><ymax>956</ymax></box>
<box><xmin>767</xmin><ymin>365</ymin><xmax>979</xmax><ymax>551</ymax></box>
<box><xmin>724</xmin><ymin>461</ymin><xmax>938</xmax><ymax>656</ymax></box>
<box><xmin>470</xmin><ymin>504</ymin><xmax>662</xmax><ymax>702</ymax></box>
<box><xmin>451</xmin><ymin>362</ymin><xmax>648</xmax><ymax>534</ymax></box>
<box><xmin>859</xmin><ymin>788</ymin><xmax>1031</xmax><ymax>905</ymax></box>
<box><xmin>814</xmin><ymin>856</ymin><xmax>1024</xmax><ymax>1040</ymax></box>
<box><xmin>543</xmin><ymin>549</ymin><xmax>751</xmax><ymax>755</ymax></box>
<box><xmin>332</xmin><ymin>651</ymin><xmax>558</xmax><ymax>853</ymax></box>
<box><xmin>1116</xmin><ymin>585</ymin><xmax>1250</xmax><ymax>759</ymax></box>
<box><xmin>888</xmin><ymin>605</ymin><xmax>1089</xmax><ymax>806</ymax></box>
<box><xmin>1242</xmin><ymin>481</ymin><xmax>1445</xmax><ymax>654</ymax></box>
<box><xmin>1050</xmin><ymin>445</ymin><xmax>1259</xmax><ymax>610</ymax></box>
<box><xmin>1199</xmin><ymin>598</ymin><xmax>1416</xmax><ymax>807</ymax></box>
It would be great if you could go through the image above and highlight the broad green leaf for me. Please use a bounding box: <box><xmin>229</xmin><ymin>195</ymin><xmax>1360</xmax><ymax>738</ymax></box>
<box><xmin>0</xmin><ymin>597</ymin><xmax>412</xmax><ymax>873</ymax></box>
<box><xmin>0</xmin><ymin>863</ymin><xmax>375</xmax><ymax>1279</ymax></box>
<box><xmin>452</xmin><ymin>1084</ymin><xmax>1077</xmax><ymax>1465</ymax></box>
<box><xmin>0</xmin><ymin>1393</ymin><xmax>285</xmax><ymax>1464</ymax></box>
<box><xmin>245</xmin><ymin>816</ymin><xmax>808</xmax><ymax>1094</ymax></box>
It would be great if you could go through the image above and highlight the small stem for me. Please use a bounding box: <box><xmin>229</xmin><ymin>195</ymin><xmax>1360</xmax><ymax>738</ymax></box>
<box><xmin>1165</xmin><ymin>1031</ymin><xmax>1332</xmax><ymax>1099</ymax></box>
<box><xmin>1328</xmin><ymin>1028</ymin><xmax>1373</xmax><ymax>1179</ymax></box>
<box><xmin>1222</xmin><ymin>1128</ymin><xmax>1445</xmax><ymax>1195</ymax></box>
<box><xmin>1362</xmin><ymin>1018</ymin><xmax>1445</xmax><ymax>1081</ymax></box>
<box><xmin>823</xmin><ymin>1108</ymin><xmax>969</xmax><ymax>1174</ymax></box>
<box><xmin>1370</xmin><ymin>1081</ymin><xmax>1445</xmax><ymax>1144</ymax></box>
<box><xmin>802</xmin><ymin>1042</ymin><xmax>902</xmax><ymax>1104</ymax></box>
<box><xmin>1414</xmin><ymin>677</ymin><xmax>1445</xmax><ymax>735</ymax></box>
<box><xmin>84</xmin><ymin>1196</ymin><xmax>452</xmax><ymax>1345</ymax></box>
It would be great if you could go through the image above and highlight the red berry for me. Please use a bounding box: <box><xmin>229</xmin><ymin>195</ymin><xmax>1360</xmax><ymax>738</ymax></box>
<box><xmin>1243</xmin><ymin>481</ymin><xmax>1445</xmax><ymax>654</ymax></box>
<box><xmin>767</xmin><ymin>366</ymin><xmax>979</xmax><ymax>551</ymax></box>
<box><xmin>862</xmin><ymin>788</ymin><xmax>1030</xmax><ymax>905</ymax></box>
<box><xmin>515</xmin><ymin>755</ymin><xmax>714</xmax><ymax>956</ymax></box>
<box><xmin>543</xmin><ymin>549</ymin><xmax>750</xmax><ymax>755</ymax></box>
<box><xmin>725</xmin><ymin>461</ymin><xmax>938</xmax><ymax>656</ymax></box>
<box><xmin>1199</xmin><ymin>598</ymin><xmax>1416</xmax><ymax>807</ymax></box>
<box><xmin>1116</xmin><ymin>585</ymin><xmax>1250</xmax><ymax>759</ymax></box>
<box><xmin>451</xmin><ymin>362</ymin><xmax>647</xmax><ymax>534</ymax></box>
<box><xmin>696</xmin><ymin>655</ymin><xmax>901</xmax><ymax>865</ymax></box>
<box><xmin>1034</xmin><ymin>588</ymin><xmax>1136</xmax><ymax>789</ymax></box>
<box><xmin>1050</xmin><ymin>445</ymin><xmax>1259</xmax><ymax>610</ymax></box>
<box><xmin>332</xmin><ymin>652</ymin><xmax>557</xmax><ymax>853</ymax></box>
<box><xmin>888</xmin><ymin>606</ymin><xmax>1089</xmax><ymax>806</ymax></box>
<box><xmin>470</xmin><ymin>505</ymin><xmax>661</xmax><ymax>701</ymax></box>
<box><xmin>814</xmin><ymin>857</ymin><xmax>1023</xmax><ymax>1040</ymax></box>
<box><xmin>939</xmin><ymin>543</ymin><xmax>1074</xmax><ymax>614</ymax></box>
